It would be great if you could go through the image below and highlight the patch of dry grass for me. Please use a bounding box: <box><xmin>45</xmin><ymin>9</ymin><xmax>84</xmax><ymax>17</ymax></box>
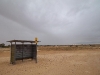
<box><xmin>38</xmin><ymin>45</ymin><xmax>100</xmax><ymax>51</ymax></box>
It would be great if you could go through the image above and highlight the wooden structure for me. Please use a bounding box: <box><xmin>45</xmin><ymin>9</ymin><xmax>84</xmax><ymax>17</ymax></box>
<box><xmin>7</xmin><ymin>40</ymin><xmax>40</xmax><ymax>64</ymax></box>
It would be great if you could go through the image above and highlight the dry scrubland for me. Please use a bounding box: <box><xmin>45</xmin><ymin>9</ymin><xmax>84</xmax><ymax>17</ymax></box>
<box><xmin>0</xmin><ymin>45</ymin><xmax>100</xmax><ymax>75</ymax></box>
<box><xmin>38</xmin><ymin>45</ymin><xmax>100</xmax><ymax>50</ymax></box>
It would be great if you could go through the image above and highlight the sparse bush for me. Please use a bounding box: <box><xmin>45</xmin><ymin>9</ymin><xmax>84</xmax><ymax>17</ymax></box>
<box><xmin>0</xmin><ymin>43</ymin><xmax>5</xmax><ymax>48</ymax></box>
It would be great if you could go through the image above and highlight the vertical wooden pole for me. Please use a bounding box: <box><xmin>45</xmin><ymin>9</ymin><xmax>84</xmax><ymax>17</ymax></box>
<box><xmin>13</xmin><ymin>42</ymin><xmax>16</xmax><ymax>64</ymax></box>
<box><xmin>36</xmin><ymin>43</ymin><xmax>37</xmax><ymax>63</ymax></box>
<box><xmin>10</xmin><ymin>42</ymin><xmax>12</xmax><ymax>64</ymax></box>
<box><xmin>35</xmin><ymin>37</ymin><xmax>38</xmax><ymax>63</ymax></box>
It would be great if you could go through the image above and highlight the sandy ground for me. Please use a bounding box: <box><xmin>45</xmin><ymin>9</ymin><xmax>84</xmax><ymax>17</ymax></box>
<box><xmin>0</xmin><ymin>49</ymin><xmax>100</xmax><ymax>75</ymax></box>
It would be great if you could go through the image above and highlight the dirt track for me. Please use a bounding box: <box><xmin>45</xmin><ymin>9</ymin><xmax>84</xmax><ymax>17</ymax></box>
<box><xmin>0</xmin><ymin>49</ymin><xmax>100</xmax><ymax>75</ymax></box>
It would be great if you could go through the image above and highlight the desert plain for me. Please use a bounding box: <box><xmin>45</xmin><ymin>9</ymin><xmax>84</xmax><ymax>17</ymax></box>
<box><xmin>0</xmin><ymin>45</ymin><xmax>100</xmax><ymax>75</ymax></box>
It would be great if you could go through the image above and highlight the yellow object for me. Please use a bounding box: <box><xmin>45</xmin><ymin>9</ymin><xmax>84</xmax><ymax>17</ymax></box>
<box><xmin>35</xmin><ymin>37</ymin><xmax>38</xmax><ymax>44</ymax></box>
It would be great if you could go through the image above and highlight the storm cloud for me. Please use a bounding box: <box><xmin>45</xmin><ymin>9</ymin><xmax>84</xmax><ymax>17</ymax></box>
<box><xmin>0</xmin><ymin>0</ymin><xmax>100</xmax><ymax>45</ymax></box>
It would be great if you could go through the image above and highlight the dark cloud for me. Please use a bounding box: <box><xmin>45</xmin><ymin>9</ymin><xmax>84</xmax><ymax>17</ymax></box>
<box><xmin>0</xmin><ymin>0</ymin><xmax>100</xmax><ymax>45</ymax></box>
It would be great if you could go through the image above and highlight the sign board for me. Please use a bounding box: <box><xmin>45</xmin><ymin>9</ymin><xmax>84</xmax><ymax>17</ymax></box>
<box><xmin>35</xmin><ymin>37</ymin><xmax>38</xmax><ymax>44</ymax></box>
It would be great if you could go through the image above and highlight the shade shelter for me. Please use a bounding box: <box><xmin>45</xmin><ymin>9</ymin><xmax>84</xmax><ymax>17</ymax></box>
<box><xmin>7</xmin><ymin>40</ymin><xmax>40</xmax><ymax>64</ymax></box>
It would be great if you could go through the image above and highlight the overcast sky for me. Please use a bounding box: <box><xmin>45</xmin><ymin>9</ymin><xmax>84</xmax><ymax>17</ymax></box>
<box><xmin>0</xmin><ymin>0</ymin><xmax>100</xmax><ymax>45</ymax></box>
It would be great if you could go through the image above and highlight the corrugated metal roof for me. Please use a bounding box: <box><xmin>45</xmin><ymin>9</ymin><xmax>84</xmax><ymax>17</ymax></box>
<box><xmin>7</xmin><ymin>40</ymin><xmax>40</xmax><ymax>43</ymax></box>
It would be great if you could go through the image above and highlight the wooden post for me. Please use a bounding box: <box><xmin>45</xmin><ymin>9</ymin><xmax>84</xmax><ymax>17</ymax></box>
<box><xmin>35</xmin><ymin>37</ymin><xmax>38</xmax><ymax>63</ymax></box>
<box><xmin>13</xmin><ymin>42</ymin><xmax>16</xmax><ymax>64</ymax></box>
<box><xmin>10</xmin><ymin>42</ymin><xmax>12</xmax><ymax>64</ymax></box>
<box><xmin>35</xmin><ymin>43</ymin><xmax>37</xmax><ymax>63</ymax></box>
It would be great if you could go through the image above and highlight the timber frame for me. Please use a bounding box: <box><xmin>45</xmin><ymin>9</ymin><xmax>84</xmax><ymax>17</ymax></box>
<box><xmin>7</xmin><ymin>40</ymin><xmax>40</xmax><ymax>64</ymax></box>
